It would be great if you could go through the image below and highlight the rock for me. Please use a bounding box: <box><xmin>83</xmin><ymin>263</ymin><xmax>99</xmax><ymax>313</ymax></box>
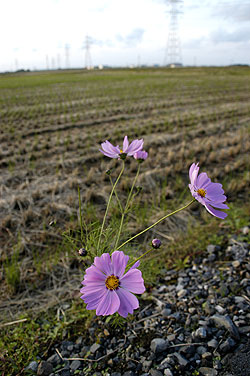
<box><xmin>150</xmin><ymin>338</ymin><xmax>168</xmax><ymax>353</ymax></box>
<box><xmin>197</xmin><ymin>346</ymin><xmax>207</xmax><ymax>355</ymax></box>
<box><xmin>207</xmin><ymin>339</ymin><xmax>218</xmax><ymax>348</ymax></box>
<box><xmin>177</xmin><ymin>289</ymin><xmax>188</xmax><ymax>298</ymax></box>
<box><xmin>70</xmin><ymin>360</ymin><xmax>81</xmax><ymax>371</ymax></box>
<box><xmin>198</xmin><ymin>367</ymin><xmax>218</xmax><ymax>376</ymax></box>
<box><xmin>90</xmin><ymin>343</ymin><xmax>101</xmax><ymax>353</ymax></box>
<box><xmin>215</xmin><ymin>305</ymin><xmax>226</xmax><ymax>314</ymax></box>
<box><xmin>242</xmin><ymin>226</ymin><xmax>249</xmax><ymax>235</ymax></box>
<box><xmin>164</xmin><ymin>370</ymin><xmax>173</xmax><ymax>376</ymax></box>
<box><xmin>25</xmin><ymin>361</ymin><xmax>38</xmax><ymax>372</ymax></box>
<box><xmin>218</xmin><ymin>283</ymin><xmax>229</xmax><ymax>297</ymax></box>
<box><xmin>195</xmin><ymin>327</ymin><xmax>207</xmax><ymax>339</ymax></box>
<box><xmin>111</xmin><ymin>373</ymin><xmax>122</xmax><ymax>376</ymax></box>
<box><xmin>173</xmin><ymin>352</ymin><xmax>188</xmax><ymax>366</ymax></box>
<box><xmin>47</xmin><ymin>354</ymin><xmax>61</xmax><ymax>366</ymax></box>
<box><xmin>37</xmin><ymin>361</ymin><xmax>53</xmax><ymax>376</ymax></box>
<box><xmin>220</xmin><ymin>338</ymin><xmax>236</xmax><ymax>353</ymax></box>
<box><xmin>150</xmin><ymin>370</ymin><xmax>163</xmax><ymax>376</ymax></box>
<box><xmin>123</xmin><ymin>372</ymin><xmax>135</xmax><ymax>376</ymax></box>
<box><xmin>232</xmin><ymin>260</ymin><xmax>241</xmax><ymax>268</ymax></box>
<box><xmin>210</xmin><ymin>314</ymin><xmax>240</xmax><ymax>340</ymax></box>
<box><xmin>162</xmin><ymin>308</ymin><xmax>172</xmax><ymax>317</ymax></box>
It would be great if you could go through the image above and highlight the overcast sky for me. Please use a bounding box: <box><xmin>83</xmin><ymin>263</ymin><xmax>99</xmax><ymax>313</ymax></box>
<box><xmin>1</xmin><ymin>0</ymin><xmax>250</xmax><ymax>72</ymax></box>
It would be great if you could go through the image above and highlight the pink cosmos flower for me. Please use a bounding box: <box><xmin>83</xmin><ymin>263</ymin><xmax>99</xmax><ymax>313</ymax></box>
<box><xmin>100</xmin><ymin>136</ymin><xmax>144</xmax><ymax>159</ymax></box>
<box><xmin>134</xmin><ymin>150</ymin><xmax>148</xmax><ymax>161</ymax></box>
<box><xmin>189</xmin><ymin>163</ymin><xmax>229</xmax><ymax>219</ymax></box>
<box><xmin>80</xmin><ymin>251</ymin><xmax>145</xmax><ymax>317</ymax></box>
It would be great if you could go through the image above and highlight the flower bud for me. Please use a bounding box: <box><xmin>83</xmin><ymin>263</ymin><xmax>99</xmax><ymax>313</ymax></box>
<box><xmin>134</xmin><ymin>150</ymin><xmax>148</xmax><ymax>162</ymax></box>
<box><xmin>78</xmin><ymin>248</ymin><xmax>87</xmax><ymax>257</ymax></box>
<box><xmin>152</xmin><ymin>238</ymin><xmax>161</xmax><ymax>249</ymax></box>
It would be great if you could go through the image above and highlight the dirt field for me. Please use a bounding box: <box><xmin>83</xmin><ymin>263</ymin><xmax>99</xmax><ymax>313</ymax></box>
<box><xmin>0</xmin><ymin>67</ymin><xmax>250</xmax><ymax>320</ymax></box>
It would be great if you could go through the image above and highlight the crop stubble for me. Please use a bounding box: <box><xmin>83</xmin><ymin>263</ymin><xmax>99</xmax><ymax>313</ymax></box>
<box><xmin>0</xmin><ymin>67</ymin><xmax>249</xmax><ymax>318</ymax></box>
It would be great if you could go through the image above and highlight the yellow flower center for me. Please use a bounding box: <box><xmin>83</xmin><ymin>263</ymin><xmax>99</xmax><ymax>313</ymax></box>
<box><xmin>197</xmin><ymin>188</ymin><xmax>206</xmax><ymax>198</ymax></box>
<box><xmin>120</xmin><ymin>149</ymin><xmax>123</xmax><ymax>154</ymax></box>
<box><xmin>105</xmin><ymin>275</ymin><xmax>120</xmax><ymax>290</ymax></box>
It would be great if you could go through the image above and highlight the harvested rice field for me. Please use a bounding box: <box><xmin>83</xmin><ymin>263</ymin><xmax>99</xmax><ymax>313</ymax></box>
<box><xmin>0</xmin><ymin>67</ymin><xmax>250</xmax><ymax>322</ymax></box>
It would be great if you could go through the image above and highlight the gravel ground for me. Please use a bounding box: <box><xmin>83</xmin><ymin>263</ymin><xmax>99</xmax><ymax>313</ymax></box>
<box><xmin>26</xmin><ymin>227</ymin><xmax>250</xmax><ymax>376</ymax></box>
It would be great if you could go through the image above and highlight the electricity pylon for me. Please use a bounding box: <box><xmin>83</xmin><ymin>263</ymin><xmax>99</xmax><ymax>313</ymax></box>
<box><xmin>164</xmin><ymin>0</ymin><xmax>183</xmax><ymax>67</ymax></box>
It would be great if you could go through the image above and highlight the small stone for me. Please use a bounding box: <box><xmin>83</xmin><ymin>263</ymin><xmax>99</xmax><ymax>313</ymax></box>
<box><xmin>173</xmin><ymin>352</ymin><xmax>188</xmax><ymax>366</ymax></box>
<box><xmin>167</xmin><ymin>334</ymin><xmax>175</xmax><ymax>341</ymax></box>
<box><xmin>197</xmin><ymin>346</ymin><xmax>207</xmax><ymax>355</ymax></box>
<box><xmin>25</xmin><ymin>361</ymin><xmax>38</xmax><ymax>372</ymax></box>
<box><xmin>104</xmin><ymin>329</ymin><xmax>110</xmax><ymax>336</ymax></box>
<box><xmin>90</xmin><ymin>343</ymin><xmax>101</xmax><ymax>353</ymax></box>
<box><xmin>47</xmin><ymin>354</ymin><xmax>61</xmax><ymax>366</ymax></box>
<box><xmin>211</xmin><ymin>314</ymin><xmax>240</xmax><ymax>340</ymax></box>
<box><xmin>164</xmin><ymin>370</ymin><xmax>173</xmax><ymax>376</ymax></box>
<box><xmin>232</xmin><ymin>260</ymin><xmax>241</xmax><ymax>268</ymax></box>
<box><xmin>177</xmin><ymin>289</ymin><xmax>188</xmax><ymax>298</ymax></box>
<box><xmin>215</xmin><ymin>305</ymin><xmax>226</xmax><ymax>314</ymax></box>
<box><xmin>111</xmin><ymin>373</ymin><xmax>122</xmax><ymax>376</ymax></box>
<box><xmin>195</xmin><ymin>327</ymin><xmax>207</xmax><ymax>339</ymax></box>
<box><xmin>202</xmin><ymin>352</ymin><xmax>212</xmax><ymax>360</ymax></box>
<box><xmin>37</xmin><ymin>361</ymin><xmax>53</xmax><ymax>376</ymax></box>
<box><xmin>219</xmin><ymin>338</ymin><xmax>236</xmax><ymax>353</ymax></box>
<box><xmin>207</xmin><ymin>339</ymin><xmax>218</xmax><ymax>348</ymax></box>
<box><xmin>123</xmin><ymin>372</ymin><xmax>135</xmax><ymax>376</ymax></box>
<box><xmin>199</xmin><ymin>367</ymin><xmax>218</xmax><ymax>376</ymax></box>
<box><xmin>242</xmin><ymin>226</ymin><xmax>249</xmax><ymax>235</ymax></box>
<box><xmin>150</xmin><ymin>370</ymin><xmax>163</xmax><ymax>376</ymax></box>
<box><xmin>150</xmin><ymin>338</ymin><xmax>169</xmax><ymax>353</ymax></box>
<box><xmin>162</xmin><ymin>308</ymin><xmax>172</xmax><ymax>317</ymax></box>
<box><xmin>70</xmin><ymin>360</ymin><xmax>81</xmax><ymax>371</ymax></box>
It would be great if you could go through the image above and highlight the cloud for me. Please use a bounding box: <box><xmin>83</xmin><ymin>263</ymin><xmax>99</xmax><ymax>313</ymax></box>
<box><xmin>116</xmin><ymin>28</ymin><xmax>145</xmax><ymax>47</ymax></box>
<box><xmin>213</xmin><ymin>3</ymin><xmax>250</xmax><ymax>22</ymax></box>
<box><xmin>210</xmin><ymin>26</ymin><xmax>250</xmax><ymax>44</ymax></box>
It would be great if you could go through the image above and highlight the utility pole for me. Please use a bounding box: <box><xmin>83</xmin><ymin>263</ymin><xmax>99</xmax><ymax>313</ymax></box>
<box><xmin>163</xmin><ymin>0</ymin><xmax>183</xmax><ymax>67</ymax></box>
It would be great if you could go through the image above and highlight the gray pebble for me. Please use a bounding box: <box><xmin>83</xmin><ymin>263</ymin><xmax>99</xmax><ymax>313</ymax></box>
<box><xmin>25</xmin><ymin>361</ymin><xmax>38</xmax><ymax>372</ymax></box>
<box><xmin>37</xmin><ymin>361</ymin><xmax>53</xmax><ymax>376</ymax></box>
<box><xmin>199</xmin><ymin>367</ymin><xmax>218</xmax><ymax>376</ymax></box>
<box><xmin>150</xmin><ymin>338</ymin><xmax>168</xmax><ymax>353</ymax></box>
<box><xmin>211</xmin><ymin>314</ymin><xmax>240</xmax><ymax>340</ymax></box>
<box><xmin>70</xmin><ymin>360</ymin><xmax>81</xmax><ymax>371</ymax></box>
<box><xmin>90</xmin><ymin>343</ymin><xmax>101</xmax><ymax>353</ymax></box>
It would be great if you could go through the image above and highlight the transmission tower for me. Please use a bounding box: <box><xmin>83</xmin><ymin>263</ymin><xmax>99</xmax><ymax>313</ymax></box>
<box><xmin>65</xmin><ymin>44</ymin><xmax>70</xmax><ymax>69</ymax></box>
<box><xmin>84</xmin><ymin>35</ymin><xmax>93</xmax><ymax>70</ymax></box>
<box><xmin>164</xmin><ymin>0</ymin><xmax>183</xmax><ymax>67</ymax></box>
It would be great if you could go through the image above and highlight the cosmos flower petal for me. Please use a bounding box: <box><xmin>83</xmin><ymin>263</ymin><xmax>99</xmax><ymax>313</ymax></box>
<box><xmin>94</xmin><ymin>253</ymin><xmax>113</xmax><ymax>275</ymax></box>
<box><xmin>120</xmin><ymin>269</ymin><xmax>146</xmax><ymax>294</ymax></box>
<box><xmin>205</xmin><ymin>203</ymin><xmax>228</xmax><ymax>219</ymax></box>
<box><xmin>82</xmin><ymin>288</ymin><xmax>106</xmax><ymax>303</ymax></box>
<box><xmin>96</xmin><ymin>290</ymin><xmax>120</xmax><ymax>316</ymax></box>
<box><xmin>205</xmin><ymin>193</ymin><xmax>227</xmax><ymax>203</ymax></box>
<box><xmin>127</xmin><ymin>260</ymin><xmax>140</xmax><ymax>272</ymax></box>
<box><xmin>126</xmin><ymin>139</ymin><xmax>144</xmax><ymax>156</ymax></box>
<box><xmin>122</xmin><ymin>136</ymin><xmax>129</xmax><ymax>152</ymax></box>
<box><xmin>100</xmin><ymin>140</ymin><xmax>120</xmax><ymax>158</ymax></box>
<box><xmin>117</xmin><ymin>288</ymin><xmax>139</xmax><ymax>318</ymax></box>
<box><xmin>190</xmin><ymin>163</ymin><xmax>199</xmax><ymax>186</ymax></box>
<box><xmin>112</xmin><ymin>251</ymin><xmax>129</xmax><ymax>277</ymax></box>
<box><xmin>197</xmin><ymin>172</ymin><xmax>210</xmax><ymax>188</ymax></box>
<box><xmin>209</xmin><ymin>202</ymin><xmax>229</xmax><ymax>209</ymax></box>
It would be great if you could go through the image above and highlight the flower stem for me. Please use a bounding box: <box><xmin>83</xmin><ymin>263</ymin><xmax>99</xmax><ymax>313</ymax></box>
<box><xmin>126</xmin><ymin>247</ymin><xmax>154</xmax><ymax>269</ymax></box>
<box><xmin>97</xmin><ymin>161</ymin><xmax>125</xmax><ymax>252</ymax></box>
<box><xmin>114</xmin><ymin>164</ymin><xmax>141</xmax><ymax>250</ymax></box>
<box><xmin>109</xmin><ymin>175</ymin><xmax>123</xmax><ymax>213</ymax></box>
<box><xmin>116</xmin><ymin>198</ymin><xmax>196</xmax><ymax>251</ymax></box>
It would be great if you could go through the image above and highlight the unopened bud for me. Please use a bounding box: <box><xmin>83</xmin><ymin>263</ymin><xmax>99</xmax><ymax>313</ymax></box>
<box><xmin>134</xmin><ymin>151</ymin><xmax>148</xmax><ymax>163</ymax></box>
<box><xmin>152</xmin><ymin>238</ymin><xmax>161</xmax><ymax>249</ymax></box>
<box><xmin>78</xmin><ymin>248</ymin><xmax>87</xmax><ymax>257</ymax></box>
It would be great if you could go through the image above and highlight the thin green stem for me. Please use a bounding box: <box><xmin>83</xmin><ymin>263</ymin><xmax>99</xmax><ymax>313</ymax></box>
<box><xmin>114</xmin><ymin>164</ymin><xmax>141</xmax><ymax>250</ymax></box>
<box><xmin>109</xmin><ymin>175</ymin><xmax>123</xmax><ymax>213</ymax></box>
<box><xmin>97</xmin><ymin>161</ymin><xmax>125</xmax><ymax>252</ymax></box>
<box><xmin>116</xmin><ymin>198</ymin><xmax>196</xmax><ymax>251</ymax></box>
<box><xmin>126</xmin><ymin>247</ymin><xmax>154</xmax><ymax>270</ymax></box>
<box><xmin>78</xmin><ymin>186</ymin><xmax>84</xmax><ymax>243</ymax></box>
